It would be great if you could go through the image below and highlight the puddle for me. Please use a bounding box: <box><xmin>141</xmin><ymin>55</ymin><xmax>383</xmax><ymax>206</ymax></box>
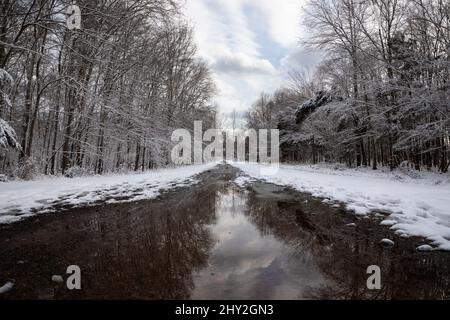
<box><xmin>0</xmin><ymin>165</ymin><xmax>449</xmax><ymax>299</ymax></box>
<box><xmin>191</xmin><ymin>188</ymin><xmax>325</xmax><ymax>299</ymax></box>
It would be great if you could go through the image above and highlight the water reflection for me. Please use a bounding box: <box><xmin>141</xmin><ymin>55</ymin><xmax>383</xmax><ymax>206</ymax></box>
<box><xmin>0</xmin><ymin>167</ymin><xmax>449</xmax><ymax>300</ymax></box>
<box><xmin>0</xmin><ymin>181</ymin><xmax>218</xmax><ymax>299</ymax></box>
<box><xmin>192</xmin><ymin>188</ymin><xmax>325</xmax><ymax>299</ymax></box>
<box><xmin>243</xmin><ymin>183</ymin><xmax>450</xmax><ymax>300</ymax></box>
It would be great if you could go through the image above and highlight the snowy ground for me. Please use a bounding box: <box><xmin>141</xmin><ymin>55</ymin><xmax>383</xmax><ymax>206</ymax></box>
<box><xmin>0</xmin><ymin>163</ymin><xmax>216</xmax><ymax>224</ymax></box>
<box><xmin>2</xmin><ymin>160</ymin><xmax>449</xmax><ymax>251</ymax></box>
<box><xmin>231</xmin><ymin>162</ymin><xmax>450</xmax><ymax>251</ymax></box>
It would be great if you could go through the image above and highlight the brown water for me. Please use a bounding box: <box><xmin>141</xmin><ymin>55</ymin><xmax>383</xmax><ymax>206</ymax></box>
<box><xmin>0</xmin><ymin>165</ymin><xmax>449</xmax><ymax>299</ymax></box>
<box><xmin>191</xmin><ymin>187</ymin><xmax>325</xmax><ymax>299</ymax></box>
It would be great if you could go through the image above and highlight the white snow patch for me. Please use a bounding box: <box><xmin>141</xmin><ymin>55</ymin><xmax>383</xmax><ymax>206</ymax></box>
<box><xmin>0</xmin><ymin>281</ymin><xmax>14</xmax><ymax>294</ymax></box>
<box><xmin>51</xmin><ymin>275</ymin><xmax>64</xmax><ymax>283</ymax></box>
<box><xmin>0</xmin><ymin>163</ymin><xmax>216</xmax><ymax>224</ymax></box>
<box><xmin>380</xmin><ymin>239</ymin><xmax>395</xmax><ymax>247</ymax></box>
<box><xmin>417</xmin><ymin>245</ymin><xmax>434</xmax><ymax>252</ymax></box>
<box><xmin>231</xmin><ymin>162</ymin><xmax>450</xmax><ymax>251</ymax></box>
<box><xmin>0</xmin><ymin>118</ymin><xmax>21</xmax><ymax>150</ymax></box>
<box><xmin>234</xmin><ymin>176</ymin><xmax>255</xmax><ymax>187</ymax></box>
<box><xmin>380</xmin><ymin>220</ymin><xmax>397</xmax><ymax>226</ymax></box>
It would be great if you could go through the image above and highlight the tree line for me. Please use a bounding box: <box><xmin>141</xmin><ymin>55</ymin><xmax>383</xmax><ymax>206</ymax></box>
<box><xmin>0</xmin><ymin>0</ymin><xmax>216</xmax><ymax>179</ymax></box>
<box><xmin>247</xmin><ymin>0</ymin><xmax>449</xmax><ymax>172</ymax></box>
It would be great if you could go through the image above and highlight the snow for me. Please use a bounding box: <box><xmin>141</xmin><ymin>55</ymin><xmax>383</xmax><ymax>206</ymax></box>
<box><xmin>0</xmin><ymin>118</ymin><xmax>22</xmax><ymax>150</ymax></box>
<box><xmin>0</xmin><ymin>68</ymin><xmax>14</xmax><ymax>111</ymax></box>
<box><xmin>234</xmin><ymin>176</ymin><xmax>255</xmax><ymax>187</ymax></box>
<box><xmin>0</xmin><ymin>68</ymin><xmax>13</xmax><ymax>85</ymax></box>
<box><xmin>380</xmin><ymin>239</ymin><xmax>395</xmax><ymax>248</ymax></box>
<box><xmin>417</xmin><ymin>245</ymin><xmax>434</xmax><ymax>252</ymax></box>
<box><xmin>0</xmin><ymin>281</ymin><xmax>14</xmax><ymax>294</ymax></box>
<box><xmin>0</xmin><ymin>163</ymin><xmax>216</xmax><ymax>224</ymax></box>
<box><xmin>231</xmin><ymin>162</ymin><xmax>450</xmax><ymax>251</ymax></box>
<box><xmin>51</xmin><ymin>275</ymin><xmax>64</xmax><ymax>283</ymax></box>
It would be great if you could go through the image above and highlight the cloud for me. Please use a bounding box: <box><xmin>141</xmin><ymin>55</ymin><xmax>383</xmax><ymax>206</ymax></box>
<box><xmin>184</xmin><ymin>0</ymin><xmax>318</xmax><ymax>123</ymax></box>
<box><xmin>280</xmin><ymin>47</ymin><xmax>324</xmax><ymax>73</ymax></box>
<box><xmin>250</xmin><ymin>0</ymin><xmax>306</xmax><ymax>48</ymax></box>
<box><xmin>213</xmin><ymin>53</ymin><xmax>277</xmax><ymax>75</ymax></box>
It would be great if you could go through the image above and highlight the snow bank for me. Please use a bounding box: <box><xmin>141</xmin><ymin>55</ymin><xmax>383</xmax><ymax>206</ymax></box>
<box><xmin>231</xmin><ymin>162</ymin><xmax>450</xmax><ymax>251</ymax></box>
<box><xmin>0</xmin><ymin>163</ymin><xmax>216</xmax><ymax>224</ymax></box>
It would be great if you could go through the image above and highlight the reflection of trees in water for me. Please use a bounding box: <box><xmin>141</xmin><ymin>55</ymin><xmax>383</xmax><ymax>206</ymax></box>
<box><xmin>245</xmin><ymin>191</ymin><xmax>450</xmax><ymax>300</ymax></box>
<box><xmin>216</xmin><ymin>187</ymin><xmax>246</xmax><ymax>219</ymax></box>
<box><xmin>0</xmin><ymin>184</ymin><xmax>218</xmax><ymax>300</ymax></box>
<box><xmin>66</xmin><ymin>185</ymin><xmax>219</xmax><ymax>299</ymax></box>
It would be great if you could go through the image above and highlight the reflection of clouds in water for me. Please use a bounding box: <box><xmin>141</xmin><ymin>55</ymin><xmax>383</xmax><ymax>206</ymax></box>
<box><xmin>192</xmin><ymin>188</ymin><xmax>325</xmax><ymax>299</ymax></box>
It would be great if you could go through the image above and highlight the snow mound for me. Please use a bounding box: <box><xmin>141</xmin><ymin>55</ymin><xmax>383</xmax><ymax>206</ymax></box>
<box><xmin>417</xmin><ymin>245</ymin><xmax>434</xmax><ymax>252</ymax></box>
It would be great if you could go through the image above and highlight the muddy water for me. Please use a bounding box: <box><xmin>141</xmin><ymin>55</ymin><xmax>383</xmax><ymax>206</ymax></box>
<box><xmin>190</xmin><ymin>187</ymin><xmax>326</xmax><ymax>299</ymax></box>
<box><xmin>0</xmin><ymin>165</ymin><xmax>449</xmax><ymax>300</ymax></box>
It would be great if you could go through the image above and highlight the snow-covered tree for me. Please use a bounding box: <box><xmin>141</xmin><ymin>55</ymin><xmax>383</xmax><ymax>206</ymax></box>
<box><xmin>246</xmin><ymin>0</ymin><xmax>449</xmax><ymax>172</ymax></box>
<box><xmin>0</xmin><ymin>0</ymin><xmax>216</xmax><ymax>177</ymax></box>
<box><xmin>0</xmin><ymin>118</ymin><xmax>21</xmax><ymax>151</ymax></box>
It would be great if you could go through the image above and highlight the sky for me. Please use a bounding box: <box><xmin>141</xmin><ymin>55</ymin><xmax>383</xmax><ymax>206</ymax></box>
<box><xmin>184</xmin><ymin>0</ymin><xmax>323</xmax><ymax>121</ymax></box>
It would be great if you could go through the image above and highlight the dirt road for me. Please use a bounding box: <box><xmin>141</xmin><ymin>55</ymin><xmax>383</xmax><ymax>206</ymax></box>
<box><xmin>0</xmin><ymin>165</ymin><xmax>449</xmax><ymax>299</ymax></box>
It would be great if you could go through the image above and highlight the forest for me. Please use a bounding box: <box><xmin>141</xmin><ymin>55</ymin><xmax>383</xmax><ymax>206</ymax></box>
<box><xmin>0</xmin><ymin>0</ymin><xmax>216</xmax><ymax>179</ymax></box>
<box><xmin>1</xmin><ymin>0</ymin><xmax>449</xmax><ymax>180</ymax></box>
<box><xmin>1</xmin><ymin>0</ymin><xmax>450</xmax><ymax>302</ymax></box>
<box><xmin>246</xmin><ymin>0</ymin><xmax>450</xmax><ymax>172</ymax></box>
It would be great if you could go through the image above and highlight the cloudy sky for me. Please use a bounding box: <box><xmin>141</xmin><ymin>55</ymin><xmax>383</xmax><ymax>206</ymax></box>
<box><xmin>184</xmin><ymin>0</ymin><xmax>322</xmax><ymax>120</ymax></box>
